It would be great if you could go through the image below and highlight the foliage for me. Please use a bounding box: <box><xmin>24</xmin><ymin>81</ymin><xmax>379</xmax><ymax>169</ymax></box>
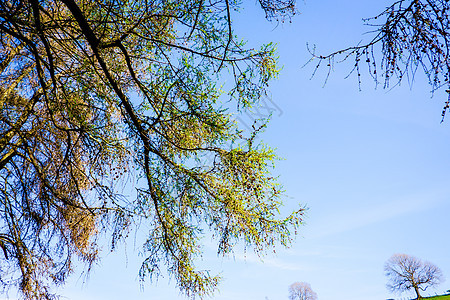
<box><xmin>385</xmin><ymin>253</ymin><xmax>444</xmax><ymax>299</ymax></box>
<box><xmin>0</xmin><ymin>0</ymin><xmax>303</xmax><ymax>299</ymax></box>
<box><xmin>309</xmin><ymin>0</ymin><xmax>450</xmax><ymax>120</ymax></box>
<box><xmin>288</xmin><ymin>282</ymin><xmax>318</xmax><ymax>300</ymax></box>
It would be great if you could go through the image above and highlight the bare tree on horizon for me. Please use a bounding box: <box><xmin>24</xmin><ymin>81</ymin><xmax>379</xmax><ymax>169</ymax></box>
<box><xmin>288</xmin><ymin>282</ymin><xmax>318</xmax><ymax>300</ymax></box>
<box><xmin>385</xmin><ymin>253</ymin><xmax>444</xmax><ymax>299</ymax></box>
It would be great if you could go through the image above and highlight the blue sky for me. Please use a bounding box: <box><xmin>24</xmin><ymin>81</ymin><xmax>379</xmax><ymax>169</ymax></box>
<box><xmin>6</xmin><ymin>1</ymin><xmax>450</xmax><ymax>300</ymax></box>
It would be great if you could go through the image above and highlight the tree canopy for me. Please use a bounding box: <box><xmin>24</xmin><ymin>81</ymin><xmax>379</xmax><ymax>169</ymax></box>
<box><xmin>385</xmin><ymin>253</ymin><xmax>444</xmax><ymax>299</ymax></box>
<box><xmin>1</xmin><ymin>0</ymin><xmax>449</xmax><ymax>299</ymax></box>
<box><xmin>288</xmin><ymin>282</ymin><xmax>318</xmax><ymax>300</ymax></box>
<box><xmin>0</xmin><ymin>0</ymin><xmax>302</xmax><ymax>299</ymax></box>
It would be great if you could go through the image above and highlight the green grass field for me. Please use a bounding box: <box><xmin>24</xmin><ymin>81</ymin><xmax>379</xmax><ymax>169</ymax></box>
<box><xmin>422</xmin><ymin>295</ymin><xmax>450</xmax><ymax>300</ymax></box>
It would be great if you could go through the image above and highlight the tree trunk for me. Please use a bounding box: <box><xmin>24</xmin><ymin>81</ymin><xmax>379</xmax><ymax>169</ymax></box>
<box><xmin>414</xmin><ymin>286</ymin><xmax>422</xmax><ymax>299</ymax></box>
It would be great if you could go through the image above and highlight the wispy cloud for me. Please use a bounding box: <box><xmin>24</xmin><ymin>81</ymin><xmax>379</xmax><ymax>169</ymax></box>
<box><xmin>308</xmin><ymin>189</ymin><xmax>447</xmax><ymax>239</ymax></box>
<box><xmin>233</xmin><ymin>252</ymin><xmax>309</xmax><ymax>271</ymax></box>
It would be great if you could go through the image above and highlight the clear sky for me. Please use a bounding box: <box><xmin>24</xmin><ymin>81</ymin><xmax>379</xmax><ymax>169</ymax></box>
<box><xmin>7</xmin><ymin>1</ymin><xmax>450</xmax><ymax>300</ymax></box>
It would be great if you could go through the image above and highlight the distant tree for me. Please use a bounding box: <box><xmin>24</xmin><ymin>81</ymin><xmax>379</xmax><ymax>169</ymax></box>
<box><xmin>288</xmin><ymin>282</ymin><xmax>318</xmax><ymax>300</ymax></box>
<box><xmin>385</xmin><ymin>254</ymin><xmax>444</xmax><ymax>299</ymax></box>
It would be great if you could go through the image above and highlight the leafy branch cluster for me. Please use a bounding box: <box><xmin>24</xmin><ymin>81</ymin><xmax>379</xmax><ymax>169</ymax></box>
<box><xmin>0</xmin><ymin>0</ymin><xmax>304</xmax><ymax>299</ymax></box>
